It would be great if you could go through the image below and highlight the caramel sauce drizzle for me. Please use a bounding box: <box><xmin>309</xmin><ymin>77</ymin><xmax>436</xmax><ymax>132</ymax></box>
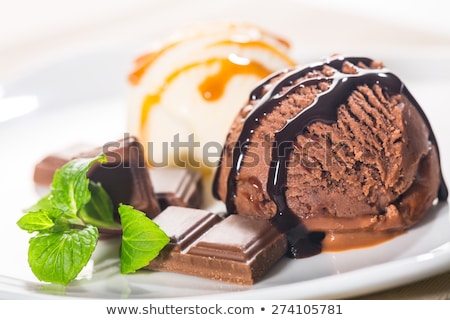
<box><xmin>139</xmin><ymin>56</ymin><xmax>274</xmax><ymax>129</ymax></box>
<box><xmin>129</xmin><ymin>43</ymin><xmax>176</xmax><ymax>86</ymax></box>
<box><xmin>129</xmin><ymin>37</ymin><xmax>295</xmax><ymax>86</ymax></box>
<box><xmin>136</xmin><ymin>36</ymin><xmax>296</xmax><ymax>163</ymax></box>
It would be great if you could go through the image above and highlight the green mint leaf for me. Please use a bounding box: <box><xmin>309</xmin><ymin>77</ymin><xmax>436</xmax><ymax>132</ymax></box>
<box><xmin>78</xmin><ymin>181</ymin><xmax>120</xmax><ymax>229</ymax></box>
<box><xmin>28</xmin><ymin>225</ymin><xmax>99</xmax><ymax>285</ymax></box>
<box><xmin>24</xmin><ymin>194</ymin><xmax>63</xmax><ymax>220</ymax></box>
<box><xmin>24</xmin><ymin>193</ymin><xmax>52</xmax><ymax>213</ymax></box>
<box><xmin>17</xmin><ymin>211</ymin><xmax>54</xmax><ymax>232</ymax></box>
<box><xmin>118</xmin><ymin>204</ymin><xmax>169</xmax><ymax>274</ymax></box>
<box><xmin>18</xmin><ymin>153</ymin><xmax>110</xmax><ymax>285</ymax></box>
<box><xmin>51</xmin><ymin>215</ymin><xmax>85</xmax><ymax>233</ymax></box>
<box><xmin>51</xmin><ymin>154</ymin><xmax>107</xmax><ymax>215</ymax></box>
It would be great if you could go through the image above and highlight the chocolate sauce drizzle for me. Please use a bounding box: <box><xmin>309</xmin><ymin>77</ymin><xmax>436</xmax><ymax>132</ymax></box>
<box><xmin>213</xmin><ymin>56</ymin><xmax>448</xmax><ymax>258</ymax></box>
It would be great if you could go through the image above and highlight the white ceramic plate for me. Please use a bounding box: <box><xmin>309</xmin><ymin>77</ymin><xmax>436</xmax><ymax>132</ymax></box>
<box><xmin>0</xmin><ymin>47</ymin><xmax>449</xmax><ymax>300</ymax></box>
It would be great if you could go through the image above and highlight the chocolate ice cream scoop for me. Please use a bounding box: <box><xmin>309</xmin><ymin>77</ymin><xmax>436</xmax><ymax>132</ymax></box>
<box><xmin>213</xmin><ymin>56</ymin><xmax>448</xmax><ymax>257</ymax></box>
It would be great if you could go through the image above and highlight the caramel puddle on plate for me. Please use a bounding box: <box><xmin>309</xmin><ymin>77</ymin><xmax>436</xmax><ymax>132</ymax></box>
<box><xmin>322</xmin><ymin>230</ymin><xmax>404</xmax><ymax>252</ymax></box>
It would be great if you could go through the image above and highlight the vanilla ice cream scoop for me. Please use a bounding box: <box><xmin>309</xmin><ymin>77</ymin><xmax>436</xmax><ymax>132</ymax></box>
<box><xmin>127</xmin><ymin>22</ymin><xmax>296</xmax><ymax>175</ymax></box>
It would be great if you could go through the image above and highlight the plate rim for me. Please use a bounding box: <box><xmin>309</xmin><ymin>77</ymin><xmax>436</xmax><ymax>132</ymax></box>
<box><xmin>1</xmin><ymin>47</ymin><xmax>449</xmax><ymax>300</ymax></box>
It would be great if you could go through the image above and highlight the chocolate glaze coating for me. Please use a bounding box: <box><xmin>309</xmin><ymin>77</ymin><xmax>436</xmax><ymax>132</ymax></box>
<box><xmin>213</xmin><ymin>56</ymin><xmax>447</xmax><ymax>257</ymax></box>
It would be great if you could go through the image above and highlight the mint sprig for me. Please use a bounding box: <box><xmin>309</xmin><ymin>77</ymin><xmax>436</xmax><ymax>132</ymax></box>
<box><xmin>28</xmin><ymin>225</ymin><xmax>99</xmax><ymax>285</ymax></box>
<box><xmin>119</xmin><ymin>204</ymin><xmax>169</xmax><ymax>274</ymax></box>
<box><xmin>78</xmin><ymin>181</ymin><xmax>120</xmax><ymax>229</ymax></box>
<box><xmin>17</xmin><ymin>154</ymin><xmax>106</xmax><ymax>285</ymax></box>
<box><xmin>17</xmin><ymin>211</ymin><xmax>54</xmax><ymax>232</ymax></box>
<box><xmin>50</xmin><ymin>156</ymin><xmax>104</xmax><ymax>214</ymax></box>
<box><xmin>17</xmin><ymin>153</ymin><xmax>169</xmax><ymax>285</ymax></box>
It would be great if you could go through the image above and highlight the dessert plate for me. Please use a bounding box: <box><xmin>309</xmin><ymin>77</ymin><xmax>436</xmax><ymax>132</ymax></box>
<box><xmin>0</xmin><ymin>48</ymin><xmax>449</xmax><ymax>299</ymax></box>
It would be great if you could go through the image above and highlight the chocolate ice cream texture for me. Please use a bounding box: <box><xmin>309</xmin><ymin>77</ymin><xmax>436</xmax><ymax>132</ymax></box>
<box><xmin>213</xmin><ymin>56</ymin><xmax>448</xmax><ymax>257</ymax></box>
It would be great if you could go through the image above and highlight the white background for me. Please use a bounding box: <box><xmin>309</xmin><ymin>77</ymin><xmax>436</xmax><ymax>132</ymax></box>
<box><xmin>1</xmin><ymin>0</ymin><xmax>450</xmax><ymax>300</ymax></box>
<box><xmin>1</xmin><ymin>0</ymin><xmax>450</xmax><ymax>79</ymax></box>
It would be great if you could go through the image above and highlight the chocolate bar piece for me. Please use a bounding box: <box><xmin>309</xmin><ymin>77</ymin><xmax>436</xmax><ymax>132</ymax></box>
<box><xmin>34</xmin><ymin>137</ymin><xmax>161</xmax><ymax>219</ymax></box>
<box><xmin>33</xmin><ymin>143</ymin><xmax>94</xmax><ymax>186</ymax></box>
<box><xmin>147</xmin><ymin>206</ymin><xmax>287</xmax><ymax>285</ymax></box>
<box><xmin>149</xmin><ymin>168</ymin><xmax>202</xmax><ymax>210</ymax></box>
<box><xmin>33</xmin><ymin>142</ymin><xmax>203</xmax><ymax>212</ymax></box>
<box><xmin>87</xmin><ymin>137</ymin><xmax>161</xmax><ymax>219</ymax></box>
